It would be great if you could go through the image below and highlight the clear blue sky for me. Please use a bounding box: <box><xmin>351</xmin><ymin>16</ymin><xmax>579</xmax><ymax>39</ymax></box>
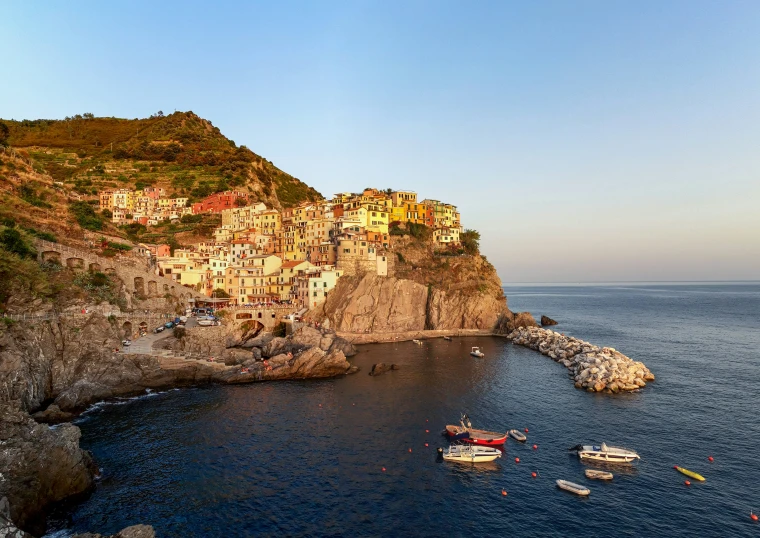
<box><xmin>2</xmin><ymin>1</ymin><xmax>759</xmax><ymax>282</ymax></box>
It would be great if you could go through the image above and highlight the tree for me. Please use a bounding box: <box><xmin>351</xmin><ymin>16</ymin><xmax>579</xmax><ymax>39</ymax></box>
<box><xmin>212</xmin><ymin>288</ymin><xmax>230</xmax><ymax>298</ymax></box>
<box><xmin>461</xmin><ymin>229</ymin><xmax>481</xmax><ymax>255</ymax></box>
<box><xmin>101</xmin><ymin>209</ymin><xmax>113</xmax><ymax>219</ymax></box>
<box><xmin>0</xmin><ymin>121</ymin><xmax>9</xmax><ymax>145</ymax></box>
<box><xmin>235</xmin><ymin>197</ymin><xmax>247</xmax><ymax>207</ymax></box>
<box><xmin>83</xmin><ymin>112</ymin><xmax>94</xmax><ymax>119</ymax></box>
<box><xmin>0</xmin><ymin>228</ymin><xmax>34</xmax><ymax>258</ymax></box>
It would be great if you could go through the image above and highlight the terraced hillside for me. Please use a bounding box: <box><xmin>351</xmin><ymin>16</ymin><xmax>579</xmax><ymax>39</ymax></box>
<box><xmin>2</xmin><ymin>111</ymin><xmax>321</xmax><ymax>209</ymax></box>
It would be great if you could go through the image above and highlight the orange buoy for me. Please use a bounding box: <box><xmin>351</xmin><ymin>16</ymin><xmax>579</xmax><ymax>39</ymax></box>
<box><xmin>532</xmin><ymin>444</ymin><xmax>538</xmax><ymax>450</ymax></box>
<box><xmin>524</xmin><ymin>428</ymin><xmax>529</xmax><ymax>433</ymax></box>
<box><xmin>515</xmin><ymin>457</ymin><xmax>520</xmax><ymax>463</ymax></box>
<box><xmin>409</xmin><ymin>448</ymin><xmax>412</xmax><ymax>453</ymax></box>
<box><xmin>708</xmin><ymin>456</ymin><xmax>714</xmax><ymax>462</ymax></box>
<box><xmin>425</xmin><ymin>429</ymin><xmax>429</xmax><ymax>433</ymax></box>
<box><xmin>751</xmin><ymin>511</ymin><xmax>758</xmax><ymax>521</ymax></box>
<box><xmin>531</xmin><ymin>472</ymin><xmax>537</xmax><ymax>478</ymax></box>
<box><xmin>501</xmin><ymin>489</ymin><xmax>507</xmax><ymax>496</ymax></box>
<box><xmin>684</xmin><ymin>480</ymin><xmax>691</xmax><ymax>486</ymax></box>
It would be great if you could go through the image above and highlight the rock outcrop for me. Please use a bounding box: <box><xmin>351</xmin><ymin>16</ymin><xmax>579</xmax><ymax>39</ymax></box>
<box><xmin>540</xmin><ymin>315</ymin><xmax>558</xmax><ymax>326</ymax></box>
<box><xmin>369</xmin><ymin>363</ymin><xmax>400</xmax><ymax>376</ymax></box>
<box><xmin>507</xmin><ymin>327</ymin><xmax>655</xmax><ymax>393</ymax></box>
<box><xmin>0</xmin><ymin>405</ymin><xmax>96</xmax><ymax>536</ymax></box>
<box><xmin>72</xmin><ymin>524</ymin><xmax>156</xmax><ymax>538</ymax></box>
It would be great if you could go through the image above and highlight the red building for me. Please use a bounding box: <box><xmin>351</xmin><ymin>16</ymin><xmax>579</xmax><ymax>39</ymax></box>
<box><xmin>191</xmin><ymin>191</ymin><xmax>249</xmax><ymax>214</ymax></box>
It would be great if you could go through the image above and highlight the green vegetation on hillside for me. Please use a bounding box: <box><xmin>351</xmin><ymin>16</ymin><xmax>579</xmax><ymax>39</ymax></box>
<box><xmin>4</xmin><ymin>111</ymin><xmax>322</xmax><ymax>209</ymax></box>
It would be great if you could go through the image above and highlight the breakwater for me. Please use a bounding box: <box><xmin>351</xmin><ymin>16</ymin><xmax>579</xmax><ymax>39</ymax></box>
<box><xmin>506</xmin><ymin>326</ymin><xmax>654</xmax><ymax>393</ymax></box>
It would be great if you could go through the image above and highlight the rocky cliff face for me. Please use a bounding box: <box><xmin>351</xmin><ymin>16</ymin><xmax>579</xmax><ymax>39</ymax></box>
<box><xmin>311</xmin><ymin>268</ymin><xmax>536</xmax><ymax>334</ymax></box>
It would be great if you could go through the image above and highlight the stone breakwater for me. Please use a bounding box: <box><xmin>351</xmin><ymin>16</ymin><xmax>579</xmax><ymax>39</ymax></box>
<box><xmin>506</xmin><ymin>327</ymin><xmax>655</xmax><ymax>393</ymax></box>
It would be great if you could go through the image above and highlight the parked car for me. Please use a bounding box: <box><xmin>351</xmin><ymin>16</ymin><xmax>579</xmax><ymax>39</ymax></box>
<box><xmin>164</xmin><ymin>321</ymin><xmax>175</xmax><ymax>329</ymax></box>
<box><xmin>122</xmin><ymin>339</ymin><xmax>131</xmax><ymax>346</ymax></box>
<box><xmin>154</xmin><ymin>326</ymin><xmax>165</xmax><ymax>333</ymax></box>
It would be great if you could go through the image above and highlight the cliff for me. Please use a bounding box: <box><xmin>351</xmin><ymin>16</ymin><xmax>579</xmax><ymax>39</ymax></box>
<box><xmin>310</xmin><ymin>240</ymin><xmax>536</xmax><ymax>335</ymax></box>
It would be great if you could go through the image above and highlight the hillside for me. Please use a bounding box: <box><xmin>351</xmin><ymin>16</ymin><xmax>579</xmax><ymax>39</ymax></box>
<box><xmin>1</xmin><ymin>111</ymin><xmax>321</xmax><ymax>209</ymax></box>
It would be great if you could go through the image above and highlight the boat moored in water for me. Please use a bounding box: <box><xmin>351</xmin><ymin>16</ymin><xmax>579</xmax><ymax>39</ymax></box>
<box><xmin>443</xmin><ymin>336</ymin><xmax>452</xmax><ymax>341</ymax></box>
<box><xmin>585</xmin><ymin>469</ymin><xmax>614</xmax><ymax>480</ymax></box>
<box><xmin>570</xmin><ymin>442</ymin><xmax>640</xmax><ymax>463</ymax></box>
<box><xmin>412</xmin><ymin>339</ymin><xmax>423</xmax><ymax>345</ymax></box>
<box><xmin>440</xmin><ymin>444</ymin><xmax>502</xmax><ymax>463</ymax></box>
<box><xmin>508</xmin><ymin>429</ymin><xmax>527</xmax><ymax>442</ymax></box>
<box><xmin>470</xmin><ymin>346</ymin><xmax>484</xmax><ymax>358</ymax></box>
<box><xmin>556</xmin><ymin>480</ymin><xmax>590</xmax><ymax>496</ymax></box>
<box><xmin>445</xmin><ymin>414</ymin><xmax>507</xmax><ymax>446</ymax></box>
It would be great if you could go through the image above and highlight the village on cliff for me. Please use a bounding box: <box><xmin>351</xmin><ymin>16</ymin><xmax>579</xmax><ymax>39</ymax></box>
<box><xmin>97</xmin><ymin>187</ymin><xmax>464</xmax><ymax>310</ymax></box>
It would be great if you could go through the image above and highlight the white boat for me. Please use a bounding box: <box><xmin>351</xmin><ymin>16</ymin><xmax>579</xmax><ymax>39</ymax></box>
<box><xmin>508</xmin><ymin>429</ymin><xmax>526</xmax><ymax>442</ymax></box>
<box><xmin>197</xmin><ymin>317</ymin><xmax>219</xmax><ymax>327</ymax></box>
<box><xmin>441</xmin><ymin>444</ymin><xmax>502</xmax><ymax>463</ymax></box>
<box><xmin>556</xmin><ymin>479</ymin><xmax>590</xmax><ymax>496</ymax></box>
<box><xmin>412</xmin><ymin>339</ymin><xmax>423</xmax><ymax>345</ymax></box>
<box><xmin>470</xmin><ymin>346</ymin><xmax>484</xmax><ymax>358</ymax></box>
<box><xmin>570</xmin><ymin>442</ymin><xmax>640</xmax><ymax>463</ymax></box>
<box><xmin>585</xmin><ymin>469</ymin><xmax>613</xmax><ymax>480</ymax></box>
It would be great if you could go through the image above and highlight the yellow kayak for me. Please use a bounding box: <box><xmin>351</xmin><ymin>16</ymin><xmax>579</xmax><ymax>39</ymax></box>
<box><xmin>675</xmin><ymin>466</ymin><xmax>705</xmax><ymax>481</ymax></box>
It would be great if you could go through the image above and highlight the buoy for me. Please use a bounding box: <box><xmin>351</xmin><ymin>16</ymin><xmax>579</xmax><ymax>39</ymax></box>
<box><xmin>751</xmin><ymin>511</ymin><xmax>758</xmax><ymax>521</ymax></box>
<box><xmin>531</xmin><ymin>472</ymin><xmax>537</xmax><ymax>478</ymax></box>
<box><xmin>425</xmin><ymin>443</ymin><xmax>429</xmax><ymax>447</ymax></box>
<box><xmin>425</xmin><ymin>429</ymin><xmax>429</xmax><ymax>433</ymax></box>
<box><xmin>501</xmin><ymin>489</ymin><xmax>507</xmax><ymax>496</ymax></box>
<box><xmin>319</xmin><ymin>404</ymin><xmax>322</xmax><ymax>407</ymax></box>
<box><xmin>532</xmin><ymin>444</ymin><xmax>537</xmax><ymax>450</ymax></box>
<box><xmin>684</xmin><ymin>480</ymin><xmax>691</xmax><ymax>486</ymax></box>
<box><xmin>382</xmin><ymin>467</ymin><xmax>386</xmax><ymax>472</ymax></box>
<box><xmin>524</xmin><ymin>428</ymin><xmax>529</xmax><ymax>433</ymax></box>
<box><xmin>673</xmin><ymin>465</ymin><xmax>679</xmax><ymax>469</ymax></box>
<box><xmin>409</xmin><ymin>448</ymin><xmax>412</xmax><ymax>453</ymax></box>
<box><xmin>437</xmin><ymin>448</ymin><xmax>443</xmax><ymax>454</ymax></box>
<box><xmin>708</xmin><ymin>456</ymin><xmax>714</xmax><ymax>462</ymax></box>
<box><xmin>515</xmin><ymin>457</ymin><xmax>520</xmax><ymax>463</ymax></box>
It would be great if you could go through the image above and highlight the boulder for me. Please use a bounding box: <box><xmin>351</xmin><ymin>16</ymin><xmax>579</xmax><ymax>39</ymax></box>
<box><xmin>369</xmin><ymin>363</ymin><xmax>400</xmax><ymax>376</ymax></box>
<box><xmin>31</xmin><ymin>404</ymin><xmax>74</xmax><ymax>424</ymax></box>
<box><xmin>540</xmin><ymin>315</ymin><xmax>558</xmax><ymax>326</ymax></box>
<box><xmin>245</xmin><ymin>332</ymin><xmax>273</xmax><ymax>349</ymax></box>
<box><xmin>222</xmin><ymin>348</ymin><xmax>251</xmax><ymax>366</ymax></box>
<box><xmin>328</xmin><ymin>335</ymin><xmax>357</xmax><ymax>357</ymax></box>
<box><xmin>262</xmin><ymin>337</ymin><xmax>293</xmax><ymax>358</ymax></box>
<box><xmin>291</xmin><ymin>326</ymin><xmax>322</xmax><ymax>349</ymax></box>
<box><xmin>251</xmin><ymin>347</ymin><xmax>262</xmax><ymax>361</ymax></box>
<box><xmin>73</xmin><ymin>524</ymin><xmax>157</xmax><ymax>538</ymax></box>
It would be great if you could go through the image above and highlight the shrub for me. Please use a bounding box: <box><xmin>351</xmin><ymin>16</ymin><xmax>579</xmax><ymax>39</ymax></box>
<box><xmin>69</xmin><ymin>201</ymin><xmax>105</xmax><ymax>231</ymax></box>
<box><xmin>0</xmin><ymin>228</ymin><xmax>35</xmax><ymax>258</ymax></box>
<box><xmin>461</xmin><ymin>229</ymin><xmax>481</xmax><ymax>255</ymax></box>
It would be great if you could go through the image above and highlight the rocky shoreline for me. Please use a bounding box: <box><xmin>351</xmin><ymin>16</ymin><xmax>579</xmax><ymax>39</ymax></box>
<box><xmin>506</xmin><ymin>326</ymin><xmax>655</xmax><ymax>393</ymax></box>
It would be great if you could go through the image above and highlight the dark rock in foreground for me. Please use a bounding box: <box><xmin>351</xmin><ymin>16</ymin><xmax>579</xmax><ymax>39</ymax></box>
<box><xmin>369</xmin><ymin>363</ymin><xmax>400</xmax><ymax>376</ymax></box>
<box><xmin>0</xmin><ymin>405</ymin><xmax>96</xmax><ymax>536</ymax></box>
<box><xmin>72</xmin><ymin>524</ymin><xmax>156</xmax><ymax>538</ymax></box>
<box><xmin>540</xmin><ymin>315</ymin><xmax>558</xmax><ymax>326</ymax></box>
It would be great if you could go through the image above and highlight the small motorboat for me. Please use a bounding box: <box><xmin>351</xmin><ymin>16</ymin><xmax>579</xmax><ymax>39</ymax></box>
<box><xmin>412</xmin><ymin>339</ymin><xmax>423</xmax><ymax>345</ymax></box>
<box><xmin>445</xmin><ymin>414</ymin><xmax>507</xmax><ymax>446</ymax></box>
<box><xmin>508</xmin><ymin>429</ymin><xmax>527</xmax><ymax>442</ymax></box>
<box><xmin>585</xmin><ymin>469</ymin><xmax>613</xmax><ymax>480</ymax></box>
<box><xmin>443</xmin><ymin>336</ymin><xmax>452</xmax><ymax>341</ymax></box>
<box><xmin>440</xmin><ymin>444</ymin><xmax>502</xmax><ymax>463</ymax></box>
<box><xmin>556</xmin><ymin>479</ymin><xmax>590</xmax><ymax>496</ymax></box>
<box><xmin>470</xmin><ymin>346</ymin><xmax>484</xmax><ymax>358</ymax></box>
<box><xmin>570</xmin><ymin>442</ymin><xmax>640</xmax><ymax>463</ymax></box>
<box><xmin>674</xmin><ymin>466</ymin><xmax>705</xmax><ymax>481</ymax></box>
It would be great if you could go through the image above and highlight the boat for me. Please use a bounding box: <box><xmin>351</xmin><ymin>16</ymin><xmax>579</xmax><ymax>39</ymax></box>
<box><xmin>675</xmin><ymin>466</ymin><xmax>705</xmax><ymax>481</ymax></box>
<box><xmin>585</xmin><ymin>469</ymin><xmax>613</xmax><ymax>480</ymax></box>
<box><xmin>412</xmin><ymin>339</ymin><xmax>423</xmax><ymax>345</ymax></box>
<box><xmin>556</xmin><ymin>480</ymin><xmax>590</xmax><ymax>496</ymax></box>
<box><xmin>445</xmin><ymin>414</ymin><xmax>507</xmax><ymax>446</ymax></box>
<box><xmin>443</xmin><ymin>336</ymin><xmax>452</xmax><ymax>341</ymax></box>
<box><xmin>440</xmin><ymin>444</ymin><xmax>502</xmax><ymax>463</ymax></box>
<box><xmin>569</xmin><ymin>443</ymin><xmax>640</xmax><ymax>463</ymax></box>
<box><xmin>508</xmin><ymin>429</ymin><xmax>527</xmax><ymax>442</ymax></box>
<box><xmin>470</xmin><ymin>346</ymin><xmax>484</xmax><ymax>358</ymax></box>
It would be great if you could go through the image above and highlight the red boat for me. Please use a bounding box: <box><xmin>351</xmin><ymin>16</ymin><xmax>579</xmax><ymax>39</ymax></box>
<box><xmin>445</xmin><ymin>414</ymin><xmax>507</xmax><ymax>446</ymax></box>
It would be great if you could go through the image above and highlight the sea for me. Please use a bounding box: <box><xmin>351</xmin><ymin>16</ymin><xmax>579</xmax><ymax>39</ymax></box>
<box><xmin>45</xmin><ymin>283</ymin><xmax>760</xmax><ymax>537</ymax></box>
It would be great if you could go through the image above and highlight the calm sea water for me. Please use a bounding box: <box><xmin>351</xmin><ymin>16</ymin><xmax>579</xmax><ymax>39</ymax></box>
<box><xmin>48</xmin><ymin>283</ymin><xmax>760</xmax><ymax>537</ymax></box>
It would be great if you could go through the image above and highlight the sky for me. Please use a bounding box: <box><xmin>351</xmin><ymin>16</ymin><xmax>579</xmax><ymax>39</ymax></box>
<box><xmin>2</xmin><ymin>0</ymin><xmax>759</xmax><ymax>282</ymax></box>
